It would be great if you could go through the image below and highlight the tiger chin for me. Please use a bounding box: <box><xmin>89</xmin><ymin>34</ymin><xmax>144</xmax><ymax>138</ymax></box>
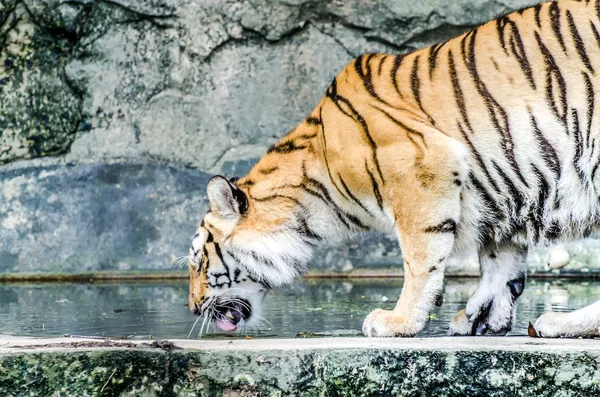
<box><xmin>188</xmin><ymin>0</ymin><xmax>600</xmax><ymax>338</ymax></box>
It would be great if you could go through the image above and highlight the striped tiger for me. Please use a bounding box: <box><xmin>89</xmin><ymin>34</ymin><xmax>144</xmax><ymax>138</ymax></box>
<box><xmin>188</xmin><ymin>0</ymin><xmax>600</xmax><ymax>338</ymax></box>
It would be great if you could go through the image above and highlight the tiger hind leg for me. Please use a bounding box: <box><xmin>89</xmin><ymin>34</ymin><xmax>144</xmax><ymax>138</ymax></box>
<box><xmin>532</xmin><ymin>300</ymin><xmax>600</xmax><ymax>338</ymax></box>
<box><xmin>449</xmin><ymin>244</ymin><xmax>527</xmax><ymax>336</ymax></box>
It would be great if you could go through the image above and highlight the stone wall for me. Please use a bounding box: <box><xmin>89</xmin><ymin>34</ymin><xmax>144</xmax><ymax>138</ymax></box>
<box><xmin>2</xmin><ymin>337</ymin><xmax>600</xmax><ymax>396</ymax></box>
<box><xmin>2</xmin><ymin>0</ymin><xmax>590</xmax><ymax>274</ymax></box>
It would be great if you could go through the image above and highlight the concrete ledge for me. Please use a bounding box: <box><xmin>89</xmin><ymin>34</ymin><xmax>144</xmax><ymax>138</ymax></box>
<box><xmin>2</xmin><ymin>337</ymin><xmax>600</xmax><ymax>396</ymax></box>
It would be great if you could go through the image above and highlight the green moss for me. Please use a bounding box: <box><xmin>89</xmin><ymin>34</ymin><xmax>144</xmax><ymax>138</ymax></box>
<box><xmin>0</xmin><ymin>350</ymin><xmax>168</xmax><ymax>396</ymax></box>
<box><xmin>1</xmin><ymin>345</ymin><xmax>600</xmax><ymax>396</ymax></box>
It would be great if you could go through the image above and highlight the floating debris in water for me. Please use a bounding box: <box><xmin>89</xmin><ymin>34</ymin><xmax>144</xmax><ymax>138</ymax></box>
<box><xmin>527</xmin><ymin>322</ymin><xmax>539</xmax><ymax>338</ymax></box>
<box><xmin>295</xmin><ymin>330</ymin><xmax>363</xmax><ymax>338</ymax></box>
<box><xmin>546</xmin><ymin>246</ymin><xmax>569</xmax><ymax>269</ymax></box>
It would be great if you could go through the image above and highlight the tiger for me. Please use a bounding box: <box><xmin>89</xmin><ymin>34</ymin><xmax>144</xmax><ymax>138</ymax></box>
<box><xmin>188</xmin><ymin>0</ymin><xmax>600</xmax><ymax>338</ymax></box>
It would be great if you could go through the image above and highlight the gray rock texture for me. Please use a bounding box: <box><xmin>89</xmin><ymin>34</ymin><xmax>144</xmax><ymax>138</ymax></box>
<box><xmin>5</xmin><ymin>0</ymin><xmax>599</xmax><ymax>275</ymax></box>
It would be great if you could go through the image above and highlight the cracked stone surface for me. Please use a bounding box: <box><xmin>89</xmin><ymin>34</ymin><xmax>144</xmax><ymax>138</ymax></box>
<box><xmin>6</xmin><ymin>0</ymin><xmax>600</xmax><ymax>274</ymax></box>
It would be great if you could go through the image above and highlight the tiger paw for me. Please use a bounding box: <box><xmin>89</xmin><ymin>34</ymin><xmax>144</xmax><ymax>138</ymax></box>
<box><xmin>362</xmin><ymin>309</ymin><xmax>419</xmax><ymax>337</ymax></box>
<box><xmin>448</xmin><ymin>297</ymin><xmax>514</xmax><ymax>336</ymax></box>
<box><xmin>532</xmin><ymin>312</ymin><xmax>598</xmax><ymax>338</ymax></box>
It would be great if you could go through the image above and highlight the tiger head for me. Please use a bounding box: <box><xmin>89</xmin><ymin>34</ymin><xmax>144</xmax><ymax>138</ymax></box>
<box><xmin>188</xmin><ymin>172</ymin><xmax>321</xmax><ymax>332</ymax></box>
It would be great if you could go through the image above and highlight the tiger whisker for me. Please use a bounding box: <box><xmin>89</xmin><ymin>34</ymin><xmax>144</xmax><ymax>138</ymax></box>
<box><xmin>198</xmin><ymin>309</ymin><xmax>211</xmax><ymax>339</ymax></box>
<box><xmin>188</xmin><ymin>315</ymin><xmax>202</xmax><ymax>339</ymax></box>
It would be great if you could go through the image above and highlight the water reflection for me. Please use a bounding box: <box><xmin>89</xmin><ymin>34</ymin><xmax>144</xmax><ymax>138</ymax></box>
<box><xmin>0</xmin><ymin>278</ymin><xmax>595</xmax><ymax>339</ymax></box>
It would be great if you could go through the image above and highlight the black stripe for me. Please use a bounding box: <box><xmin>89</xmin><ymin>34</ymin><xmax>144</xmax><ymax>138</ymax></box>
<box><xmin>319</xmin><ymin>106</ymin><xmax>351</xmax><ymax>201</ymax></box>
<box><xmin>535</xmin><ymin>31</ymin><xmax>568</xmax><ymax>127</ymax></box>
<box><xmin>377</xmin><ymin>55</ymin><xmax>386</xmax><ymax>76</ymax></box>
<box><xmin>457</xmin><ymin>122</ymin><xmax>501</xmax><ymax>193</ymax></box>
<box><xmin>448</xmin><ymin>51</ymin><xmax>473</xmax><ymax>133</ymax></box>
<box><xmin>301</xmin><ymin>164</ymin><xmax>368</xmax><ymax>230</ymax></box>
<box><xmin>583</xmin><ymin>71</ymin><xmax>595</xmax><ymax>148</ymax></box>
<box><xmin>531</xmin><ymin>164</ymin><xmax>550</xmax><ymax>243</ymax></box>
<box><xmin>327</xmin><ymin>77</ymin><xmax>338</xmax><ymax>97</ymax></box>
<box><xmin>549</xmin><ymin>2</ymin><xmax>567</xmax><ymax>53</ymax></box>
<box><xmin>566</xmin><ymin>10</ymin><xmax>594</xmax><ymax>74</ymax></box>
<box><xmin>506</xmin><ymin>19</ymin><xmax>536</xmax><ymax>89</ymax></box>
<box><xmin>530</xmin><ymin>114</ymin><xmax>561</xmax><ymax>178</ymax></box>
<box><xmin>300</xmin><ymin>184</ymin><xmax>363</xmax><ymax>230</ymax></box>
<box><xmin>391</xmin><ymin>55</ymin><xmax>404</xmax><ymax>98</ymax></box>
<box><xmin>233</xmin><ymin>268</ymin><xmax>242</xmax><ymax>284</ymax></box>
<box><xmin>213</xmin><ymin>242</ymin><xmax>227</xmax><ymax>268</ymax></box>
<box><xmin>338</xmin><ymin>174</ymin><xmax>374</xmax><ymax>217</ymax></box>
<box><xmin>544</xmin><ymin>220</ymin><xmax>563</xmax><ymax>241</ymax></box>
<box><xmin>468</xmin><ymin>172</ymin><xmax>502</xmax><ymax>217</ymax></box>
<box><xmin>424</xmin><ymin>219</ymin><xmax>457</xmax><ymax>234</ymax></box>
<box><xmin>326</xmin><ymin>88</ymin><xmax>385</xmax><ymax>183</ymax></box>
<box><xmin>252</xmin><ymin>194</ymin><xmax>302</xmax><ymax>206</ymax></box>
<box><xmin>534</xmin><ymin>3</ymin><xmax>542</xmax><ymax>27</ymax></box>
<box><xmin>206</xmin><ymin>230</ymin><xmax>214</xmax><ymax>243</ymax></box>
<box><xmin>448</xmin><ymin>50</ymin><xmax>473</xmax><ymax>134</ymax></box>
<box><xmin>202</xmin><ymin>246</ymin><xmax>209</xmax><ymax>270</ymax></box>
<box><xmin>592</xmin><ymin>155</ymin><xmax>600</xmax><ymax>181</ymax></box>
<box><xmin>428</xmin><ymin>41</ymin><xmax>446</xmax><ymax>79</ymax></box>
<box><xmin>462</xmin><ymin>30</ymin><xmax>528</xmax><ymax>188</ymax></box>
<box><xmin>365</xmin><ymin>160</ymin><xmax>383</xmax><ymax>210</ymax></box>
<box><xmin>470</xmin><ymin>299</ymin><xmax>493</xmax><ymax>336</ymax></box>
<box><xmin>496</xmin><ymin>17</ymin><xmax>509</xmax><ymax>52</ymax></box>
<box><xmin>297</xmin><ymin>133</ymin><xmax>317</xmax><ymax>140</ymax></box>
<box><xmin>410</xmin><ymin>55</ymin><xmax>423</xmax><ymax>109</ymax></box>
<box><xmin>260</xmin><ymin>166</ymin><xmax>278</xmax><ymax>175</ymax></box>
<box><xmin>306</xmin><ymin>117</ymin><xmax>321</xmax><ymax>125</ymax></box>
<box><xmin>590</xmin><ymin>21</ymin><xmax>600</xmax><ymax>50</ymax></box>
<box><xmin>294</xmin><ymin>213</ymin><xmax>322</xmax><ymax>244</ymax></box>
<box><xmin>268</xmin><ymin>140</ymin><xmax>308</xmax><ymax>154</ymax></box>
<box><xmin>410</xmin><ymin>55</ymin><xmax>435</xmax><ymax>124</ymax></box>
<box><xmin>355</xmin><ymin>53</ymin><xmax>392</xmax><ymax>106</ymax></box>
<box><xmin>245</xmin><ymin>273</ymin><xmax>272</xmax><ymax>291</ymax></box>
<box><xmin>571</xmin><ymin>108</ymin><xmax>588</xmax><ymax>186</ymax></box>
<box><xmin>491</xmin><ymin>160</ymin><xmax>525</xmax><ymax>217</ymax></box>
<box><xmin>372</xmin><ymin>105</ymin><xmax>427</xmax><ymax>150</ymax></box>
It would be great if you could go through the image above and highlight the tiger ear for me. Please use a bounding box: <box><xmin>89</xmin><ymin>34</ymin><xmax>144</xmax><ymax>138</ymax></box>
<box><xmin>206</xmin><ymin>175</ymin><xmax>248</xmax><ymax>219</ymax></box>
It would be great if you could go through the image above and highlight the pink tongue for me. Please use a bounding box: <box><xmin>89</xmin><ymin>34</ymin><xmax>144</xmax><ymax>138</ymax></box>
<box><xmin>216</xmin><ymin>318</ymin><xmax>237</xmax><ymax>332</ymax></box>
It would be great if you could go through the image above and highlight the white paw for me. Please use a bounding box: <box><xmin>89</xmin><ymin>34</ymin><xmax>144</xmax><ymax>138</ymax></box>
<box><xmin>531</xmin><ymin>312</ymin><xmax>596</xmax><ymax>338</ymax></box>
<box><xmin>533</xmin><ymin>312</ymin><xmax>570</xmax><ymax>337</ymax></box>
<box><xmin>362</xmin><ymin>309</ymin><xmax>419</xmax><ymax>338</ymax></box>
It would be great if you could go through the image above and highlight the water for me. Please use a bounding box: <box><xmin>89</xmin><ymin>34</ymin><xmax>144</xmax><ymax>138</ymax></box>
<box><xmin>0</xmin><ymin>278</ymin><xmax>596</xmax><ymax>339</ymax></box>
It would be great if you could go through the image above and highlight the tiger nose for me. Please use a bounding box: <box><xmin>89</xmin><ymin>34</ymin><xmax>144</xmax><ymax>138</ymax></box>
<box><xmin>191</xmin><ymin>303</ymin><xmax>201</xmax><ymax>316</ymax></box>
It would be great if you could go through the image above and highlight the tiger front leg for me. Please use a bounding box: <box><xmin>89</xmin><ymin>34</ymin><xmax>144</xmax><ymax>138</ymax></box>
<box><xmin>362</xmin><ymin>221</ymin><xmax>456</xmax><ymax>337</ymax></box>
<box><xmin>360</xmin><ymin>119</ymin><xmax>468</xmax><ymax>337</ymax></box>
<box><xmin>362</xmin><ymin>163</ymin><xmax>464</xmax><ymax>336</ymax></box>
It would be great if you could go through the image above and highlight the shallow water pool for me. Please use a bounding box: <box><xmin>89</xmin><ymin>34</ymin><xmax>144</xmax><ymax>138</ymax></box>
<box><xmin>0</xmin><ymin>278</ymin><xmax>596</xmax><ymax>339</ymax></box>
